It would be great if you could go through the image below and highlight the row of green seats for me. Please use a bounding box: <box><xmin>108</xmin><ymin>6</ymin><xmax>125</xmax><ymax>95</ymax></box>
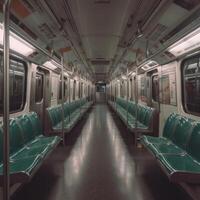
<box><xmin>114</xmin><ymin>98</ymin><xmax>154</xmax><ymax>131</ymax></box>
<box><xmin>141</xmin><ymin>113</ymin><xmax>200</xmax><ymax>183</ymax></box>
<box><xmin>0</xmin><ymin>112</ymin><xmax>61</xmax><ymax>184</ymax></box>
<box><xmin>47</xmin><ymin>98</ymin><xmax>90</xmax><ymax>133</ymax></box>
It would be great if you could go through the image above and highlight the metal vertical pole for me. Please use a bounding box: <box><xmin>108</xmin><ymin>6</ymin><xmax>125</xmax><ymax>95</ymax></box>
<box><xmin>3</xmin><ymin>1</ymin><xmax>11</xmax><ymax>200</ymax></box>
<box><xmin>68</xmin><ymin>78</ymin><xmax>71</xmax><ymax>122</ymax></box>
<box><xmin>61</xmin><ymin>57</ymin><xmax>65</xmax><ymax>146</ymax></box>
<box><xmin>135</xmin><ymin>67</ymin><xmax>139</xmax><ymax>144</ymax></box>
<box><xmin>126</xmin><ymin>69</ymin><xmax>129</xmax><ymax>126</ymax></box>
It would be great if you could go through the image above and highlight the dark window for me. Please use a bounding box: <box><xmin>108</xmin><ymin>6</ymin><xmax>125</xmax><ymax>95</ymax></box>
<box><xmin>59</xmin><ymin>79</ymin><xmax>67</xmax><ymax>100</ymax></box>
<box><xmin>182</xmin><ymin>55</ymin><xmax>200</xmax><ymax>115</ymax></box>
<box><xmin>35</xmin><ymin>72</ymin><xmax>44</xmax><ymax>103</ymax></box>
<box><xmin>73</xmin><ymin>80</ymin><xmax>76</xmax><ymax>100</ymax></box>
<box><xmin>96</xmin><ymin>83</ymin><xmax>106</xmax><ymax>92</ymax></box>
<box><xmin>152</xmin><ymin>75</ymin><xmax>159</xmax><ymax>102</ymax></box>
<box><xmin>0</xmin><ymin>55</ymin><xmax>26</xmax><ymax>113</ymax></box>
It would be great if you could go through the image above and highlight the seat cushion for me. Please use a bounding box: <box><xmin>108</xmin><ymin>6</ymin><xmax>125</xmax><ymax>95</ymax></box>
<box><xmin>141</xmin><ymin>135</ymin><xmax>169</xmax><ymax>146</ymax></box>
<box><xmin>148</xmin><ymin>142</ymin><xmax>184</xmax><ymax>155</ymax></box>
<box><xmin>158</xmin><ymin>154</ymin><xmax>200</xmax><ymax>174</ymax></box>
<box><xmin>0</xmin><ymin>156</ymin><xmax>41</xmax><ymax>176</ymax></box>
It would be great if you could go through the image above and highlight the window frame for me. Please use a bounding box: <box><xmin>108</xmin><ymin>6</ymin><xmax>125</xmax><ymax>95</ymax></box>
<box><xmin>0</xmin><ymin>54</ymin><xmax>27</xmax><ymax>115</ymax></box>
<box><xmin>181</xmin><ymin>54</ymin><xmax>200</xmax><ymax>116</ymax></box>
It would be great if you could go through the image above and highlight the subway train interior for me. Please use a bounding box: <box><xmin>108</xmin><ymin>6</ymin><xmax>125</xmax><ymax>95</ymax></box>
<box><xmin>2</xmin><ymin>0</ymin><xmax>200</xmax><ymax>200</ymax></box>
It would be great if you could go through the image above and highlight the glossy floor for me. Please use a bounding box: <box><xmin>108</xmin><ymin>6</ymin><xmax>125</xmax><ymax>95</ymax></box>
<box><xmin>12</xmin><ymin>104</ymin><xmax>191</xmax><ymax>200</ymax></box>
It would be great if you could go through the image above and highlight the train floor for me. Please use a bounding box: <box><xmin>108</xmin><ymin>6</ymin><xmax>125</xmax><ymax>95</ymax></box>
<box><xmin>12</xmin><ymin>104</ymin><xmax>191</xmax><ymax>200</ymax></box>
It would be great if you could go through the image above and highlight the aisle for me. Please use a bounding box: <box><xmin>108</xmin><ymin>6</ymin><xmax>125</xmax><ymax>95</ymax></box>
<box><xmin>12</xmin><ymin>104</ymin><xmax>190</xmax><ymax>200</ymax></box>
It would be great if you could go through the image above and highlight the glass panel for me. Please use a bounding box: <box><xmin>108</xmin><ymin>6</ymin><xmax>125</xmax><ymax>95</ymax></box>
<box><xmin>182</xmin><ymin>56</ymin><xmax>200</xmax><ymax>115</ymax></box>
<box><xmin>152</xmin><ymin>75</ymin><xmax>159</xmax><ymax>102</ymax></box>
<box><xmin>35</xmin><ymin>73</ymin><xmax>44</xmax><ymax>103</ymax></box>
<box><xmin>0</xmin><ymin>54</ymin><xmax>26</xmax><ymax>113</ymax></box>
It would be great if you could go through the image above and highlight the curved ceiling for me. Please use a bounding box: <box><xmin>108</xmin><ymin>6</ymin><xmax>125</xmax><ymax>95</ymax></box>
<box><xmin>1</xmin><ymin>0</ymin><xmax>200</xmax><ymax>82</ymax></box>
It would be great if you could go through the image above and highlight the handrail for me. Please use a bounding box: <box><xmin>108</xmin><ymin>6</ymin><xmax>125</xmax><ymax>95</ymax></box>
<box><xmin>3</xmin><ymin>1</ymin><xmax>11</xmax><ymax>200</ymax></box>
<box><xmin>61</xmin><ymin>57</ymin><xmax>65</xmax><ymax>146</ymax></box>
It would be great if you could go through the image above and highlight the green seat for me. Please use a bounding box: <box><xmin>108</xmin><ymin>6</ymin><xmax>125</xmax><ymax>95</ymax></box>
<box><xmin>149</xmin><ymin>116</ymin><xmax>194</xmax><ymax>155</ymax></box>
<box><xmin>47</xmin><ymin>99</ymin><xmax>90</xmax><ymax>133</ymax></box>
<box><xmin>0</xmin><ymin>156</ymin><xmax>42</xmax><ymax>183</ymax></box>
<box><xmin>114</xmin><ymin>98</ymin><xmax>154</xmax><ymax>132</ymax></box>
<box><xmin>140</xmin><ymin>113</ymin><xmax>200</xmax><ymax>183</ymax></box>
<box><xmin>141</xmin><ymin>113</ymin><xmax>179</xmax><ymax>147</ymax></box>
<box><xmin>27</xmin><ymin>112</ymin><xmax>61</xmax><ymax>147</ymax></box>
<box><xmin>0</xmin><ymin>113</ymin><xmax>61</xmax><ymax>184</ymax></box>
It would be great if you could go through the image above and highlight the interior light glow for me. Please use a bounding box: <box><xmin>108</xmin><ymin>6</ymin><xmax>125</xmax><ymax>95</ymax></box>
<box><xmin>167</xmin><ymin>26</ymin><xmax>200</xmax><ymax>56</ymax></box>
<box><xmin>43</xmin><ymin>60</ymin><xmax>58</xmax><ymax>70</ymax></box>
<box><xmin>141</xmin><ymin>60</ymin><xmax>158</xmax><ymax>71</ymax></box>
<box><xmin>121</xmin><ymin>75</ymin><xmax>127</xmax><ymax>80</ymax></box>
<box><xmin>0</xmin><ymin>23</ymin><xmax>36</xmax><ymax>56</ymax></box>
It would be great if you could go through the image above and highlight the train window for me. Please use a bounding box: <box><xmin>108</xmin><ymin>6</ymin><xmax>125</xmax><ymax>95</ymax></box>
<box><xmin>73</xmin><ymin>80</ymin><xmax>76</xmax><ymax>100</ymax></box>
<box><xmin>120</xmin><ymin>81</ymin><xmax>125</xmax><ymax>98</ymax></box>
<box><xmin>152</xmin><ymin>75</ymin><xmax>159</xmax><ymax>102</ymax></box>
<box><xmin>0</xmin><ymin>56</ymin><xmax>26</xmax><ymax>113</ymax></box>
<box><xmin>182</xmin><ymin>56</ymin><xmax>200</xmax><ymax>115</ymax></box>
<box><xmin>59</xmin><ymin>79</ymin><xmax>67</xmax><ymax>100</ymax></box>
<box><xmin>35</xmin><ymin>73</ymin><xmax>44</xmax><ymax>103</ymax></box>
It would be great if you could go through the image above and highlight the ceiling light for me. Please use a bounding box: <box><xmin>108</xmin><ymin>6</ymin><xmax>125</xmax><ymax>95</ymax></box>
<box><xmin>43</xmin><ymin>60</ymin><xmax>58</xmax><ymax>70</ymax></box>
<box><xmin>141</xmin><ymin>60</ymin><xmax>158</xmax><ymax>71</ymax></box>
<box><xmin>0</xmin><ymin>23</ymin><xmax>36</xmax><ymax>56</ymax></box>
<box><xmin>167</xmin><ymin>26</ymin><xmax>200</xmax><ymax>57</ymax></box>
<box><xmin>121</xmin><ymin>75</ymin><xmax>127</xmax><ymax>80</ymax></box>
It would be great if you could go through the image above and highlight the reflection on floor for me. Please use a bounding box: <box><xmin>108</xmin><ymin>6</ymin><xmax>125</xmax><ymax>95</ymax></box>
<box><xmin>12</xmin><ymin>104</ymin><xmax>191</xmax><ymax>200</ymax></box>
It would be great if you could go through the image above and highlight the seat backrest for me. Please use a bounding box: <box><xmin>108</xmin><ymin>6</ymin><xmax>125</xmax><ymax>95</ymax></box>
<box><xmin>187</xmin><ymin>123</ymin><xmax>200</xmax><ymax>162</ymax></box>
<box><xmin>47</xmin><ymin>107</ymin><xmax>56</xmax><ymax>126</ymax></box>
<box><xmin>137</xmin><ymin>106</ymin><xmax>147</xmax><ymax>124</ymax></box>
<box><xmin>27</xmin><ymin>112</ymin><xmax>43</xmax><ymax>136</ymax></box>
<box><xmin>143</xmin><ymin>108</ymin><xmax>153</xmax><ymax>126</ymax></box>
<box><xmin>55</xmin><ymin>106</ymin><xmax>62</xmax><ymax>122</ymax></box>
<box><xmin>64</xmin><ymin>102</ymin><xmax>70</xmax><ymax>118</ymax></box>
<box><xmin>17</xmin><ymin>115</ymin><xmax>35</xmax><ymax>143</ymax></box>
<box><xmin>128</xmin><ymin>101</ymin><xmax>136</xmax><ymax>116</ymax></box>
<box><xmin>163</xmin><ymin>113</ymin><xmax>179</xmax><ymax>139</ymax></box>
<box><xmin>9</xmin><ymin>119</ymin><xmax>25</xmax><ymax>154</ymax></box>
<box><xmin>171</xmin><ymin>116</ymin><xmax>194</xmax><ymax>150</ymax></box>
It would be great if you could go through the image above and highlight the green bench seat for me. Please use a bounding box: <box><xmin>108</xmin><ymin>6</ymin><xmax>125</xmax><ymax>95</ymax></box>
<box><xmin>46</xmin><ymin>98</ymin><xmax>91</xmax><ymax>134</ymax></box>
<box><xmin>141</xmin><ymin>113</ymin><xmax>200</xmax><ymax>183</ymax></box>
<box><xmin>0</xmin><ymin>112</ymin><xmax>61</xmax><ymax>184</ymax></box>
<box><xmin>111</xmin><ymin>97</ymin><xmax>156</xmax><ymax>133</ymax></box>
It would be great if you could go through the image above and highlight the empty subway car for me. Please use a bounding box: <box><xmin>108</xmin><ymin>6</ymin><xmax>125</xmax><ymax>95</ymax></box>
<box><xmin>1</xmin><ymin>0</ymin><xmax>200</xmax><ymax>200</ymax></box>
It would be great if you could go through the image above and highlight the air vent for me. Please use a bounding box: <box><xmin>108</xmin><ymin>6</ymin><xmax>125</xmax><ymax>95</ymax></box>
<box><xmin>91</xmin><ymin>60</ymin><xmax>110</xmax><ymax>65</ymax></box>
<box><xmin>94</xmin><ymin>0</ymin><xmax>111</xmax><ymax>4</ymax></box>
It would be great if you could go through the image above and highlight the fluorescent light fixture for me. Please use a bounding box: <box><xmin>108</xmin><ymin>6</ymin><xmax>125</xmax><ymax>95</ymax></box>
<box><xmin>0</xmin><ymin>23</ymin><xmax>36</xmax><ymax>56</ymax></box>
<box><xmin>167</xmin><ymin>26</ymin><xmax>200</xmax><ymax>57</ymax></box>
<box><xmin>43</xmin><ymin>60</ymin><xmax>58</xmax><ymax>70</ymax></box>
<box><xmin>141</xmin><ymin>60</ymin><xmax>158</xmax><ymax>71</ymax></box>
